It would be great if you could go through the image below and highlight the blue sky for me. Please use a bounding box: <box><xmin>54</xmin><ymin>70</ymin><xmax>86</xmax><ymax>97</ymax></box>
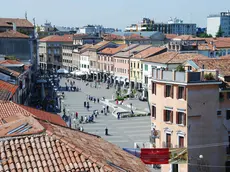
<box><xmin>1</xmin><ymin>0</ymin><xmax>230</xmax><ymax>29</ymax></box>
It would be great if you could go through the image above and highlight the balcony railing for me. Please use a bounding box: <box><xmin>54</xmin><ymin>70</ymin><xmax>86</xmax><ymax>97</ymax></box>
<box><xmin>152</xmin><ymin>69</ymin><xmax>219</xmax><ymax>83</ymax></box>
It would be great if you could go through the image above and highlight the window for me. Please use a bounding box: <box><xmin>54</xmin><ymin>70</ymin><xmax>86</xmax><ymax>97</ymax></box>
<box><xmin>179</xmin><ymin>136</ymin><xmax>184</xmax><ymax>148</ymax></box>
<box><xmin>152</xmin><ymin>106</ymin><xmax>156</xmax><ymax>118</ymax></box>
<box><xmin>131</xmin><ymin>63</ymin><xmax>132</xmax><ymax>68</ymax></box>
<box><xmin>145</xmin><ymin>64</ymin><xmax>148</xmax><ymax>71</ymax></box>
<box><xmin>144</xmin><ymin>76</ymin><xmax>148</xmax><ymax>84</ymax></box>
<box><xmin>219</xmin><ymin>93</ymin><xmax>224</xmax><ymax>101</ymax></box>
<box><xmin>137</xmin><ymin>63</ymin><xmax>139</xmax><ymax>69</ymax></box>
<box><xmin>227</xmin><ymin>110</ymin><xmax>230</xmax><ymax>120</ymax></box>
<box><xmin>178</xmin><ymin>86</ymin><xmax>186</xmax><ymax>100</ymax></box>
<box><xmin>217</xmin><ymin>110</ymin><xmax>222</xmax><ymax>116</ymax></box>
<box><xmin>166</xmin><ymin>133</ymin><xmax>171</xmax><ymax>148</ymax></box>
<box><xmin>176</xmin><ymin>112</ymin><xmax>186</xmax><ymax>126</ymax></box>
<box><xmin>152</xmin><ymin>82</ymin><xmax>156</xmax><ymax>95</ymax></box>
<box><xmin>165</xmin><ymin>85</ymin><xmax>173</xmax><ymax>98</ymax></box>
<box><xmin>134</xmin><ymin>63</ymin><xmax>136</xmax><ymax>68</ymax></box>
<box><xmin>164</xmin><ymin>110</ymin><xmax>173</xmax><ymax>123</ymax></box>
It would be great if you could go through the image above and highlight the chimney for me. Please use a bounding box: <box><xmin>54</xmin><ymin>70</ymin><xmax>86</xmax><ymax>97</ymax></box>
<box><xmin>13</xmin><ymin>23</ymin><xmax>17</xmax><ymax>31</ymax></box>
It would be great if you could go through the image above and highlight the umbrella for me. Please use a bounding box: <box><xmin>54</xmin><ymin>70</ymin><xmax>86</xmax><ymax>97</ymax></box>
<box><xmin>57</xmin><ymin>68</ymin><xmax>69</xmax><ymax>74</ymax></box>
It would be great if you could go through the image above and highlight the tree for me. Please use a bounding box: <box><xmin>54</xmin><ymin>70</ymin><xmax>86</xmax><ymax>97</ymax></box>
<box><xmin>5</xmin><ymin>56</ymin><xmax>16</xmax><ymax>60</ymax></box>
<box><xmin>216</xmin><ymin>25</ymin><xmax>224</xmax><ymax>37</ymax></box>
<box><xmin>198</xmin><ymin>33</ymin><xmax>212</xmax><ymax>38</ymax></box>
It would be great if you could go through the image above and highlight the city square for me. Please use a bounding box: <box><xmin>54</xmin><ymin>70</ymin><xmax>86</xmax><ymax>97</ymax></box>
<box><xmin>58</xmin><ymin>78</ymin><xmax>151</xmax><ymax>149</ymax></box>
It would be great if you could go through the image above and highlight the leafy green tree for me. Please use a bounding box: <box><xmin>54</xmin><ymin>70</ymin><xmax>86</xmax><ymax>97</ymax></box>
<box><xmin>216</xmin><ymin>25</ymin><xmax>224</xmax><ymax>37</ymax></box>
<box><xmin>5</xmin><ymin>56</ymin><xmax>16</xmax><ymax>60</ymax></box>
<box><xmin>198</xmin><ymin>33</ymin><xmax>212</xmax><ymax>38</ymax></box>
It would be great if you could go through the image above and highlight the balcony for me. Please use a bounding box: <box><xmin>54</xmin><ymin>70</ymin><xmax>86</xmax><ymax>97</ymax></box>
<box><xmin>152</xmin><ymin>69</ymin><xmax>219</xmax><ymax>84</ymax></box>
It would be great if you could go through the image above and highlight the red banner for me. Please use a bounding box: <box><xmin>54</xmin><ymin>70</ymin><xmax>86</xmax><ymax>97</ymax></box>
<box><xmin>141</xmin><ymin>148</ymin><xmax>169</xmax><ymax>164</ymax></box>
<box><xmin>140</xmin><ymin>148</ymin><xmax>188</xmax><ymax>164</ymax></box>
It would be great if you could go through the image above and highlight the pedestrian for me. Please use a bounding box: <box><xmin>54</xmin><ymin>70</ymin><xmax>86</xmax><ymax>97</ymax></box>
<box><xmin>106</xmin><ymin>105</ymin><xmax>109</xmax><ymax>113</ymax></box>
<box><xmin>103</xmin><ymin>106</ymin><xmax>105</xmax><ymax>112</ymax></box>
<box><xmin>97</xmin><ymin>98</ymin><xmax>99</xmax><ymax>103</ymax></box>
<box><xmin>94</xmin><ymin>98</ymin><xmax>96</xmax><ymax>103</ymax></box>
<box><xmin>117</xmin><ymin>112</ymin><xmax>120</xmax><ymax>120</ymax></box>
<box><xmin>84</xmin><ymin>101</ymin><xmax>86</xmax><ymax>107</ymax></box>
<box><xmin>84</xmin><ymin>115</ymin><xmax>87</xmax><ymax>123</ymax></box>
<box><xmin>75</xmin><ymin>112</ymin><xmax>78</xmax><ymax>119</ymax></box>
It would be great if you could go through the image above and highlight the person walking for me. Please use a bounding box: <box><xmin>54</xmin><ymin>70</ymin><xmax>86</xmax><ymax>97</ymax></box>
<box><xmin>97</xmin><ymin>98</ymin><xmax>99</xmax><ymax>103</ymax></box>
<box><xmin>75</xmin><ymin>112</ymin><xmax>78</xmax><ymax>119</ymax></box>
<box><xmin>106</xmin><ymin>105</ymin><xmax>109</xmax><ymax>113</ymax></box>
<box><xmin>94</xmin><ymin>98</ymin><xmax>96</xmax><ymax>103</ymax></box>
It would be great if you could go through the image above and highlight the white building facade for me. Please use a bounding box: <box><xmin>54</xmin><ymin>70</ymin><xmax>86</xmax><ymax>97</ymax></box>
<box><xmin>80</xmin><ymin>52</ymin><xmax>90</xmax><ymax>73</ymax></box>
<box><xmin>207</xmin><ymin>11</ymin><xmax>230</xmax><ymax>37</ymax></box>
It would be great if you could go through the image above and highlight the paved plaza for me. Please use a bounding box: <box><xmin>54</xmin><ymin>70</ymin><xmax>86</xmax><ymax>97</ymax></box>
<box><xmin>59</xmin><ymin>78</ymin><xmax>151</xmax><ymax>148</ymax></box>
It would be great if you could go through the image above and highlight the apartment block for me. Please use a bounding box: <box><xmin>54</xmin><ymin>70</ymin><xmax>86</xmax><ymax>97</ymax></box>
<box><xmin>149</xmin><ymin>59</ymin><xmax>230</xmax><ymax>171</ymax></box>
<box><xmin>39</xmin><ymin>35</ymin><xmax>73</xmax><ymax>70</ymax></box>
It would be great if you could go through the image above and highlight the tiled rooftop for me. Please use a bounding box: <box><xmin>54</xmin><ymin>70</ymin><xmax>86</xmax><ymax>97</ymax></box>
<box><xmin>173</xmin><ymin>35</ymin><xmax>205</xmax><ymax>41</ymax></box>
<box><xmin>205</xmin><ymin>38</ymin><xmax>230</xmax><ymax>48</ymax></box>
<box><xmin>0</xmin><ymin>30</ymin><xmax>29</xmax><ymax>39</ymax></box>
<box><xmin>143</xmin><ymin>52</ymin><xmax>208</xmax><ymax>64</ymax></box>
<box><xmin>99</xmin><ymin>44</ymin><xmax>127</xmax><ymax>55</ymax></box>
<box><xmin>40</xmin><ymin>35</ymin><xmax>73</xmax><ymax>42</ymax></box>
<box><xmin>102</xmin><ymin>34</ymin><xmax>124</xmax><ymax>41</ymax></box>
<box><xmin>0</xmin><ymin>80</ymin><xmax>18</xmax><ymax>101</ymax></box>
<box><xmin>134</xmin><ymin>47</ymin><xmax>167</xmax><ymax>59</ymax></box>
<box><xmin>165</xmin><ymin>34</ymin><xmax>178</xmax><ymax>40</ymax></box>
<box><xmin>192</xmin><ymin>58</ymin><xmax>230</xmax><ymax>76</ymax></box>
<box><xmin>0</xmin><ymin>101</ymin><xmax>67</xmax><ymax>127</ymax></box>
<box><xmin>0</xmin><ymin>117</ymin><xmax>149</xmax><ymax>172</ymax></box>
<box><xmin>89</xmin><ymin>41</ymin><xmax>111</xmax><ymax>50</ymax></box>
<box><xmin>0</xmin><ymin>66</ymin><xmax>20</xmax><ymax>77</ymax></box>
<box><xmin>0</xmin><ymin>60</ymin><xmax>23</xmax><ymax>65</ymax></box>
<box><xmin>114</xmin><ymin>45</ymin><xmax>152</xmax><ymax>58</ymax></box>
<box><xmin>0</xmin><ymin>18</ymin><xmax>34</xmax><ymax>28</ymax></box>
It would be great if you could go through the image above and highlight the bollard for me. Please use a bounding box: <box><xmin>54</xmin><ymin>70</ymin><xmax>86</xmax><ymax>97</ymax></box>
<box><xmin>105</xmin><ymin>127</ymin><xmax>108</xmax><ymax>135</ymax></box>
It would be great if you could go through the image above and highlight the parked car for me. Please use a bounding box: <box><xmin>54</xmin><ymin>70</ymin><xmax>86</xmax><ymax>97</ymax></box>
<box><xmin>139</xmin><ymin>96</ymin><xmax>147</xmax><ymax>101</ymax></box>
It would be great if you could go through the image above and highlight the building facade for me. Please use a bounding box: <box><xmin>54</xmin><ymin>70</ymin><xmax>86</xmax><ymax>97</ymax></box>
<box><xmin>97</xmin><ymin>45</ymin><xmax>127</xmax><ymax>81</ymax></box>
<box><xmin>125</xmin><ymin>18</ymin><xmax>196</xmax><ymax>35</ymax></box>
<box><xmin>207</xmin><ymin>11</ymin><xmax>230</xmax><ymax>37</ymax></box>
<box><xmin>39</xmin><ymin>35</ymin><xmax>73</xmax><ymax>70</ymax></box>
<box><xmin>148</xmin><ymin>69</ymin><xmax>229</xmax><ymax>172</ymax></box>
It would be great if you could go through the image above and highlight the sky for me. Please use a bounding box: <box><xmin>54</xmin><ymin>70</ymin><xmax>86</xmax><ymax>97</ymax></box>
<box><xmin>1</xmin><ymin>0</ymin><xmax>230</xmax><ymax>29</ymax></box>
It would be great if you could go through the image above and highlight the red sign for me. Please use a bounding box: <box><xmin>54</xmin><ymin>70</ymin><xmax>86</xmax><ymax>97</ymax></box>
<box><xmin>141</xmin><ymin>148</ymin><xmax>169</xmax><ymax>164</ymax></box>
<box><xmin>140</xmin><ymin>148</ymin><xmax>188</xmax><ymax>164</ymax></box>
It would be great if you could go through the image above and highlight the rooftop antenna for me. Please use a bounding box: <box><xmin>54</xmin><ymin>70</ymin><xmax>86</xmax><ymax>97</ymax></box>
<box><xmin>25</xmin><ymin>11</ymin><xmax>27</xmax><ymax>20</ymax></box>
<box><xmin>33</xmin><ymin>18</ymin><xmax>36</xmax><ymax>26</ymax></box>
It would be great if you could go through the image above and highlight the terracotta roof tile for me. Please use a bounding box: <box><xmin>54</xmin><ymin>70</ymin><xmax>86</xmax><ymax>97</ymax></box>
<box><xmin>102</xmin><ymin>34</ymin><xmax>124</xmax><ymax>41</ymax></box>
<box><xmin>0</xmin><ymin>30</ymin><xmax>29</xmax><ymax>38</ymax></box>
<box><xmin>0</xmin><ymin>66</ymin><xmax>20</xmax><ymax>77</ymax></box>
<box><xmin>40</xmin><ymin>35</ymin><xmax>73</xmax><ymax>42</ymax></box>
<box><xmin>125</xmin><ymin>34</ymin><xmax>150</xmax><ymax>40</ymax></box>
<box><xmin>134</xmin><ymin>47</ymin><xmax>167</xmax><ymax>59</ymax></box>
<box><xmin>90</xmin><ymin>41</ymin><xmax>111</xmax><ymax>50</ymax></box>
<box><xmin>143</xmin><ymin>51</ymin><xmax>208</xmax><ymax>64</ymax></box>
<box><xmin>173</xmin><ymin>35</ymin><xmax>205</xmax><ymax>41</ymax></box>
<box><xmin>0</xmin><ymin>105</ymin><xmax>149</xmax><ymax>172</ymax></box>
<box><xmin>0</xmin><ymin>60</ymin><xmax>23</xmax><ymax>65</ymax></box>
<box><xmin>192</xmin><ymin>58</ymin><xmax>230</xmax><ymax>76</ymax></box>
<box><xmin>99</xmin><ymin>44</ymin><xmax>127</xmax><ymax>55</ymax></box>
<box><xmin>0</xmin><ymin>101</ymin><xmax>67</xmax><ymax>127</ymax></box>
<box><xmin>0</xmin><ymin>80</ymin><xmax>18</xmax><ymax>101</ymax></box>
<box><xmin>165</xmin><ymin>34</ymin><xmax>178</xmax><ymax>40</ymax></box>
<box><xmin>19</xmin><ymin>105</ymin><xmax>67</xmax><ymax>127</ymax></box>
<box><xmin>205</xmin><ymin>38</ymin><xmax>230</xmax><ymax>48</ymax></box>
<box><xmin>0</xmin><ymin>18</ymin><xmax>34</xmax><ymax>28</ymax></box>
